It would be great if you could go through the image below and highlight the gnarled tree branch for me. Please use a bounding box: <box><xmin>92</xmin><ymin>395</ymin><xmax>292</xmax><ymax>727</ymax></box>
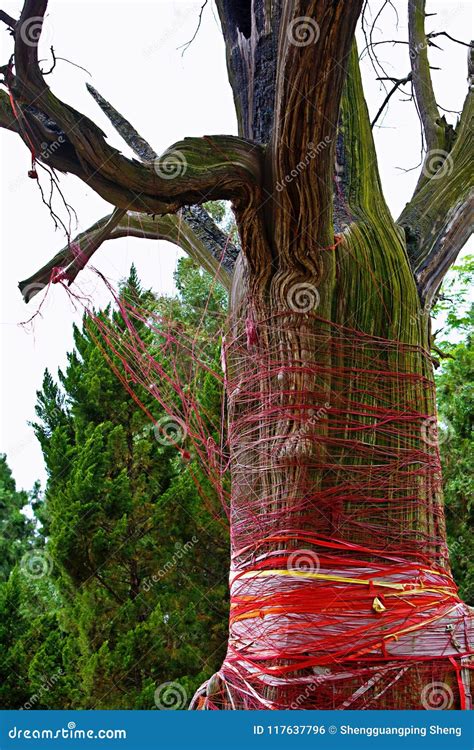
<box><xmin>18</xmin><ymin>205</ymin><xmax>236</xmax><ymax>301</ymax></box>
<box><xmin>399</xmin><ymin>44</ymin><xmax>473</xmax><ymax>306</ymax></box>
<box><xmin>1</xmin><ymin>0</ymin><xmax>262</xmax><ymax>215</ymax></box>
<box><xmin>408</xmin><ymin>0</ymin><xmax>459</xmax><ymax>195</ymax></box>
<box><xmin>85</xmin><ymin>81</ymin><xmax>239</xmax><ymax>281</ymax></box>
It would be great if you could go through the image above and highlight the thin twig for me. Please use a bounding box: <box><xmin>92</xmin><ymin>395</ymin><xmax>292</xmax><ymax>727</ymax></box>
<box><xmin>371</xmin><ymin>72</ymin><xmax>412</xmax><ymax>128</ymax></box>
<box><xmin>359</xmin><ymin>39</ymin><xmax>409</xmax><ymax>59</ymax></box>
<box><xmin>40</xmin><ymin>47</ymin><xmax>92</xmax><ymax>77</ymax></box>
<box><xmin>428</xmin><ymin>31</ymin><xmax>473</xmax><ymax>49</ymax></box>
<box><xmin>177</xmin><ymin>0</ymin><xmax>208</xmax><ymax>56</ymax></box>
<box><xmin>41</xmin><ymin>46</ymin><xmax>56</xmax><ymax>75</ymax></box>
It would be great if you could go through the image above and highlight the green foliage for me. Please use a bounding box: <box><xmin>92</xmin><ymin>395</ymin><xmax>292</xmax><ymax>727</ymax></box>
<box><xmin>0</xmin><ymin>261</ymin><xmax>228</xmax><ymax>709</ymax></box>
<box><xmin>0</xmin><ymin>455</ymin><xmax>34</xmax><ymax>581</ymax></box>
<box><xmin>432</xmin><ymin>254</ymin><xmax>474</xmax><ymax>341</ymax></box>
<box><xmin>203</xmin><ymin>200</ymin><xmax>239</xmax><ymax>245</ymax></box>
<box><xmin>1</xmin><ymin>250</ymin><xmax>470</xmax><ymax>708</ymax></box>
<box><xmin>433</xmin><ymin>254</ymin><xmax>473</xmax><ymax>604</ymax></box>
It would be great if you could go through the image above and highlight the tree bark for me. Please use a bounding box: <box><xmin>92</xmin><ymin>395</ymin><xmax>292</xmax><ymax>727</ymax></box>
<box><xmin>189</xmin><ymin>23</ymin><xmax>473</xmax><ymax>710</ymax></box>
<box><xmin>193</xmin><ymin>186</ymin><xmax>472</xmax><ymax>710</ymax></box>
<box><xmin>1</xmin><ymin>0</ymin><xmax>472</xmax><ymax>711</ymax></box>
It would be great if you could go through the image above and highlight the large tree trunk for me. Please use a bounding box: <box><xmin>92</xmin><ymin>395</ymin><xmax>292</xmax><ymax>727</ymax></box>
<box><xmin>2</xmin><ymin>0</ymin><xmax>472</xmax><ymax>711</ymax></box>
<box><xmin>192</xmin><ymin>227</ymin><xmax>472</xmax><ymax>711</ymax></box>
<box><xmin>188</xmin><ymin>19</ymin><xmax>473</xmax><ymax>708</ymax></box>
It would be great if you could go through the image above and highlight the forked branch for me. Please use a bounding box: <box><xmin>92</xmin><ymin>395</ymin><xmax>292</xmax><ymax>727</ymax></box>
<box><xmin>18</xmin><ymin>205</ymin><xmax>236</xmax><ymax>301</ymax></box>
<box><xmin>1</xmin><ymin>0</ymin><xmax>262</xmax><ymax>215</ymax></box>
<box><xmin>399</xmin><ymin>44</ymin><xmax>474</xmax><ymax>306</ymax></box>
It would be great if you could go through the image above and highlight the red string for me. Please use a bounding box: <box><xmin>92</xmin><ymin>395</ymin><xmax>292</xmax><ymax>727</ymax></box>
<box><xmin>30</xmin><ymin>225</ymin><xmax>472</xmax><ymax>710</ymax></box>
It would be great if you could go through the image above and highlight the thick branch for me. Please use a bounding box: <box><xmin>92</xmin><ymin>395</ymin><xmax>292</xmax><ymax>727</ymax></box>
<box><xmin>271</xmin><ymin>0</ymin><xmax>364</xmax><ymax>262</ymax></box>
<box><xmin>84</xmin><ymin>82</ymin><xmax>240</xmax><ymax>282</ymax></box>
<box><xmin>408</xmin><ymin>0</ymin><xmax>443</xmax><ymax>153</ymax></box>
<box><xmin>398</xmin><ymin>47</ymin><xmax>474</xmax><ymax>306</ymax></box>
<box><xmin>18</xmin><ymin>206</ymin><xmax>236</xmax><ymax>301</ymax></box>
<box><xmin>1</xmin><ymin>1</ymin><xmax>262</xmax><ymax>215</ymax></box>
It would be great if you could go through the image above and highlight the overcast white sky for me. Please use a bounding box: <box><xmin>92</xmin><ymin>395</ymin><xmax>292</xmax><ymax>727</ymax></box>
<box><xmin>0</xmin><ymin>0</ymin><xmax>472</xmax><ymax>492</ymax></box>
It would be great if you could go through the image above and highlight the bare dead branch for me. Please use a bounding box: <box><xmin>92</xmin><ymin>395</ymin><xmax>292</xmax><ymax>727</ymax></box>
<box><xmin>371</xmin><ymin>72</ymin><xmax>412</xmax><ymax>128</ymax></box>
<box><xmin>177</xmin><ymin>0</ymin><xmax>208</xmax><ymax>55</ymax></box>
<box><xmin>428</xmin><ymin>31</ymin><xmax>473</xmax><ymax>49</ymax></box>
<box><xmin>19</xmin><ymin>205</ymin><xmax>236</xmax><ymax>301</ymax></box>
<box><xmin>408</xmin><ymin>0</ymin><xmax>443</xmax><ymax>154</ymax></box>
<box><xmin>399</xmin><ymin>45</ymin><xmax>474</xmax><ymax>306</ymax></box>
<box><xmin>86</xmin><ymin>83</ymin><xmax>157</xmax><ymax>162</ymax></box>
<box><xmin>1</xmin><ymin>0</ymin><xmax>262</xmax><ymax>215</ymax></box>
